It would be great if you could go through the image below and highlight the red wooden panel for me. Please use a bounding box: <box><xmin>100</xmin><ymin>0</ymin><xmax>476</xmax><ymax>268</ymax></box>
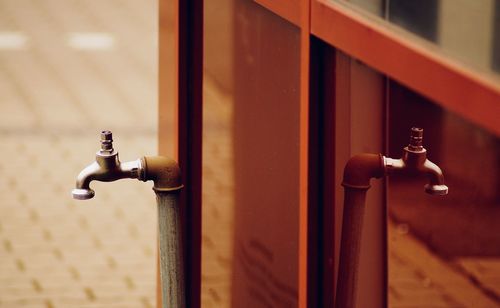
<box><xmin>254</xmin><ymin>0</ymin><xmax>301</xmax><ymax>25</ymax></box>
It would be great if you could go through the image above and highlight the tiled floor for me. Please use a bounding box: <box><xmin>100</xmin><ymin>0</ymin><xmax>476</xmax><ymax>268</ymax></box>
<box><xmin>0</xmin><ymin>1</ymin><xmax>499</xmax><ymax>307</ymax></box>
<box><xmin>0</xmin><ymin>1</ymin><xmax>158</xmax><ymax>307</ymax></box>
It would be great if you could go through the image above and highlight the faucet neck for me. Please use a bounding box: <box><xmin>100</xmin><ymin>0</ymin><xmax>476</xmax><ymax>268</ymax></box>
<box><xmin>402</xmin><ymin>146</ymin><xmax>427</xmax><ymax>167</ymax></box>
<box><xmin>95</xmin><ymin>150</ymin><xmax>120</xmax><ymax>169</ymax></box>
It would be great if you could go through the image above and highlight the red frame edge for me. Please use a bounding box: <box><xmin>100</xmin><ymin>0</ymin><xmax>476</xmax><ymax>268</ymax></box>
<box><xmin>311</xmin><ymin>0</ymin><xmax>500</xmax><ymax>136</ymax></box>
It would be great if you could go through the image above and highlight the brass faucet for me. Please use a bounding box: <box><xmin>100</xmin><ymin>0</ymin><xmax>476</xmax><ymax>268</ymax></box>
<box><xmin>72</xmin><ymin>130</ymin><xmax>182</xmax><ymax>200</ymax></box>
<box><xmin>384</xmin><ymin>127</ymin><xmax>448</xmax><ymax>195</ymax></box>
<box><xmin>335</xmin><ymin>127</ymin><xmax>448</xmax><ymax>308</ymax></box>
<box><xmin>72</xmin><ymin>131</ymin><xmax>143</xmax><ymax>199</ymax></box>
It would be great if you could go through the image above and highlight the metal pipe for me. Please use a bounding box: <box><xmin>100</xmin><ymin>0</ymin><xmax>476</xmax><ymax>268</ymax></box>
<box><xmin>334</xmin><ymin>128</ymin><xmax>448</xmax><ymax>308</ymax></box>
<box><xmin>144</xmin><ymin>155</ymin><xmax>184</xmax><ymax>308</ymax></box>
<box><xmin>71</xmin><ymin>131</ymin><xmax>184</xmax><ymax>308</ymax></box>
<box><xmin>157</xmin><ymin>192</ymin><xmax>185</xmax><ymax>307</ymax></box>
<box><xmin>335</xmin><ymin>154</ymin><xmax>384</xmax><ymax>308</ymax></box>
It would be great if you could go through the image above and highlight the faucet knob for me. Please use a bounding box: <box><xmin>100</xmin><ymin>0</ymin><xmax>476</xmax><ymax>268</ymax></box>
<box><xmin>100</xmin><ymin>130</ymin><xmax>113</xmax><ymax>152</ymax></box>
<box><xmin>408</xmin><ymin>127</ymin><xmax>424</xmax><ymax>151</ymax></box>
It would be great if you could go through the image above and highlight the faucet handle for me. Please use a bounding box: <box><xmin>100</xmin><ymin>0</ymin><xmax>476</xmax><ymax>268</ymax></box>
<box><xmin>100</xmin><ymin>130</ymin><xmax>114</xmax><ymax>153</ymax></box>
<box><xmin>408</xmin><ymin>127</ymin><xmax>424</xmax><ymax>151</ymax></box>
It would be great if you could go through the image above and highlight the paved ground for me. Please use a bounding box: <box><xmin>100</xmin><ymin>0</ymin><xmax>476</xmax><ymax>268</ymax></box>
<box><xmin>0</xmin><ymin>1</ymin><xmax>499</xmax><ymax>307</ymax></box>
<box><xmin>0</xmin><ymin>1</ymin><xmax>158</xmax><ymax>307</ymax></box>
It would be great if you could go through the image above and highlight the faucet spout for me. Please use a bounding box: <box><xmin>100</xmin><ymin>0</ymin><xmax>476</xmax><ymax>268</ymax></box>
<box><xmin>422</xmin><ymin>159</ymin><xmax>448</xmax><ymax>195</ymax></box>
<box><xmin>72</xmin><ymin>158</ymin><xmax>143</xmax><ymax>200</ymax></box>
<box><xmin>72</xmin><ymin>162</ymin><xmax>99</xmax><ymax>200</ymax></box>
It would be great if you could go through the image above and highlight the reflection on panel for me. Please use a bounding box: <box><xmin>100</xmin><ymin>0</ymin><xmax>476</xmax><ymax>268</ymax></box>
<box><xmin>493</xmin><ymin>1</ymin><xmax>500</xmax><ymax>72</ymax></box>
<box><xmin>438</xmin><ymin>0</ymin><xmax>497</xmax><ymax>72</ymax></box>
<box><xmin>232</xmin><ymin>1</ymin><xmax>301</xmax><ymax>305</ymax></box>
<box><xmin>340</xmin><ymin>0</ymin><xmax>500</xmax><ymax>76</ymax></box>
<box><xmin>348</xmin><ymin>0</ymin><xmax>385</xmax><ymax>16</ymax></box>
<box><xmin>389</xmin><ymin>0</ymin><xmax>438</xmax><ymax>41</ymax></box>
<box><xmin>388</xmin><ymin>80</ymin><xmax>500</xmax><ymax>307</ymax></box>
<box><xmin>203</xmin><ymin>0</ymin><xmax>301</xmax><ymax>306</ymax></box>
<box><xmin>203</xmin><ymin>1</ymin><xmax>234</xmax><ymax>306</ymax></box>
<box><xmin>159</xmin><ymin>0</ymin><xmax>176</xmax><ymax>156</ymax></box>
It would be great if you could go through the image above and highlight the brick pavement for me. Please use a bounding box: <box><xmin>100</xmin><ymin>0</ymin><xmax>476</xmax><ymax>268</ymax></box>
<box><xmin>0</xmin><ymin>1</ymin><xmax>499</xmax><ymax>307</ymax></box>
<box><xmin>388</xmin><ymin>221</ymin><xmax>499</xmax><ymax>308</ymax></box>
<box><xmin>0</xmin><ymin>1</ymin><xmax>158</xmax><ymax>307</ymax></box>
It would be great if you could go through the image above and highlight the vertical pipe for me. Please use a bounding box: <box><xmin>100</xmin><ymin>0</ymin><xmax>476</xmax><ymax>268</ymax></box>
<box><xmin>157</xmin><ymin>192</ymin><xmax>185</xmax><ymax>308</ymax></box>
<box><xmin>335</xmin><ymin>188</ymin><xmax>368</xmax><ymax>308</ymax></box>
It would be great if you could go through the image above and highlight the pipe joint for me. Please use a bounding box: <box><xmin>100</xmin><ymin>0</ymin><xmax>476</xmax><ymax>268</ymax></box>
<box><xmin>342</xmin><ymin>153</ymin><xmax>385</xmax><ymax>190</ymax></box>
<box><xmin>141</xmin><ymin>156</ymin><xmax>183</xmax><ymax>192</ymax></box>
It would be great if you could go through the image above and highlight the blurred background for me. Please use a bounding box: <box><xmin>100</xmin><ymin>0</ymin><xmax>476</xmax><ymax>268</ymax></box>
<box><xmin>0</xmin><ymin>0</ymin><xmax>158</xmax><ymax>307</ymax></box>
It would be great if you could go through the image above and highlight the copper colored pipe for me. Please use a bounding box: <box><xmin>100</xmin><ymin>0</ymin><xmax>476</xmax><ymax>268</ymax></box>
<box><xmin>341</xmin><ymin>154</ymin><xmax>385</xmax><ymax>189</ymax></box>
<box><xmin>335</xmin><ymin>154</ymin><xmax>384</xmax><ymax>308</ymax></box>
<box><xmin>334</xmin><ymin>128</ymin><xmax>448</xmax><ymax>308</ymax></box>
